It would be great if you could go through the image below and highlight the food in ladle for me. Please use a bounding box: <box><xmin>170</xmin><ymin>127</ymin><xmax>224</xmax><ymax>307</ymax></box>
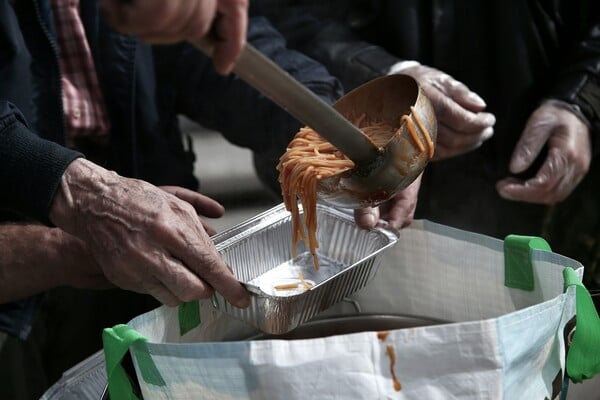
<box><xmin>277</xmin><ymin>111</ymin><xmax>433</xmax><ymax>269</ymax></box>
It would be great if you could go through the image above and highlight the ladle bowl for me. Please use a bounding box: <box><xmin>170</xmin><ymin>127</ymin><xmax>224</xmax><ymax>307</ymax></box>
<box><xmin>316</xmin><ymin>74</ymin><xmax>437</xmax><ymax>209</ymax></box>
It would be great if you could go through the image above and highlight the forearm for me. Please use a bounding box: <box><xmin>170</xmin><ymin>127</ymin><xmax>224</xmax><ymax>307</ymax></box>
<box><xmin>0</xmin><ymin>224</ymin><xmax>81</xmax><ymax>303</ymax></box>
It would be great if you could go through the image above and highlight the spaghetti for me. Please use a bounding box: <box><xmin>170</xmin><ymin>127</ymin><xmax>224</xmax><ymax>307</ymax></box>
<box><xmin>277</xmin><ymin>111</ymin><xmax>432</xmax><ymax>270</ymax></box>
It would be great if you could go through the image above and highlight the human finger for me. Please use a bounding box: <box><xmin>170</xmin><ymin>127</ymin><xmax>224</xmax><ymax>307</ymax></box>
<box><xmin>354</xmin><ymin>207</ymin><xmax>380</xmax><ymax>229</ymax></box>
<box><xmin>160</xmin><ymin>186</ymin><xmax>225</xmax><ymax>218</ymax></box>
<box><xmin>495</xmin><ymin>177</ymin><xmax>563</xmax><ymax>204</ymax></box>
<box><xmin>212</xmin><ymin>0</ymin><xmax>248</xmax><ymax>74</ymax></box>
<box><xmin>101</xmin><ymin>0</ymin><xmax>215</xmax><ymax>43</ymax></box>
<box><xmin>404</xmin><ymin>65</ymin><xmax>496</xmax><ymax>134</ymax></box>
<box><xmin>509</xmin><ymin>112</ymin><xmax>554</xmax><ymax>175</ymax></box>
<box><xmin>439</xmin><ymin>76</ymin><xmax>487</xmax><ymax>112</ymax></box>
<box><xmin>433</xmin><ymin>122</ymin><xmax>494</xmax><ymax>160</ymax></box>
<box><xmin>123</xmin><ymin>188</ymin><xmax>248</xmax><ymax>307</ymax></box>
<box><xmin>136</xmin><ymin>247</ymin><xmax>215</xmax><ymax>302</ymax></box>
<box><xmin>142</xmin><ymin>276</ymin><xmax>184</xmax><ymax>307</ymax></box>
<box><xmin>201</xmin><ymin>220</ymin><xmax>219</xmax><ymax>236</ymax></box>
<box><xmin>168</xmin><ymin>218</ymin><xmax>250</xmax><ymax>308</ymax></box>
<box><xmin>380</xmin><ymin>174</ymin><xmax>422</xmax><ymax>228</ymax></box>
<box><xmin>136</xmin><ymin>1</ymin><xmax>212</xmax><ymax>44</ymax></box>
<box><xmin>496</xmin><ymin>151</ymin><xmax>565</xmax><ymax>204</ymax></box>
<box><xmin>429</xmin><ymin>87</ymin><xmax>496</xmax><ymax>135</ymax></box>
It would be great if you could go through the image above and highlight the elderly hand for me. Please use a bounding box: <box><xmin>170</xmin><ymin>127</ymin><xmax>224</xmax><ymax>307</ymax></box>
<box><xmin>158</xmin><ymin>185</ymin><xmax>223</xmax><ymax>236</ymax></box>
<box><xmin>496</xmin><ymin>101</ymin><xmax>591</xmax><ymax>204</ymax></box>
<box><xmin>395</xmin><ymin>63</ymin><xmax>496</xmax><ymax>160</ymax></box>
<box><xmin>100</xmin><ymin>0</ymin><xmax>248</xmax><ymax>75</ymax></box>
<box><xmin>354</xmin><ymin>173</ymin><xmax>422</xmax><ymax>230</ymax></box>
<box><xmin>49</xmin><ymin>158</ymin><xmax>251</xmax><ymax>308</ymax></box>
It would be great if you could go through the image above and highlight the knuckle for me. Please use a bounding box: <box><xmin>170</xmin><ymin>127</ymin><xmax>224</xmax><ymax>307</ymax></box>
<box><xmin>178</xmin><ymin>288</ymin><xmax>200</xmax><ymax>303</ymax></box>
<box><xmin>176</xmin><ymin>278</ymin><xmax>206</xmax><ymax>302</ymax></box>
<box><xmin>200</xmin><ymin>255</ymin><xmax>225</xmax><ymax>279</ymax></box>
<box><xmin>536</xmin><ymin>177</ymin><xmax>554</xmax><ymax>192</ymax></box>
<box><xmin>163</xmin><ymin>296</ymin><xmax>182</xmax><ymax>307</ymax></box>
<box><xmin>102</xmin><ymin>263</ymin><xmax>139</xmax><ymax>290</ymax></box>
<box><xmin>433</xmin><ymin>101</ymin><xmax>451</xmax><ymax>122</ymax></box>
<box><xmin>170</xmin><ymin>198</ymin><xmax>197</xmax><ymax>219</ymax></box>
<box><xmin>150</xmin><ymin>217</ymin><xmax>173</xmax><ymax>238</ymax></box>
<box><xmin>197</xmin><ymin>287</ymin><xmax>215</xmax><ymax>300</ymax></box>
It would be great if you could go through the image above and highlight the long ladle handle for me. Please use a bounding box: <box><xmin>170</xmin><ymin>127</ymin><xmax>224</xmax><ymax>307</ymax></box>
<box><xmin>192</xmin><ymin>38</ymin><xmax>380</xmax><ymax>166</ymax></box>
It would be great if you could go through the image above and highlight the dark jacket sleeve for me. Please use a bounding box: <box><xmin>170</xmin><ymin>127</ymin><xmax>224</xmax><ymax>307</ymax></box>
<box><xmin>546</xmin><ymin>2</ymin><xmax>600</xmax><ymax>152</ymax></box>
<box><xmin>0</xmin><ymin>102</ymin><xmax>81</xmax><ymax>339</ymax></box>
<box><xmin>257</xmin><ymin>7</ymin><xmax>400</xmax><ymax>92</ymax></box>
<box><xmin>163</xmin><ymin>16</ymin><xmax>344</xmax><ymax>194</ymax></box>
<box><xmin>0</xmin><ymin>101</ymin><xmax>82</xmax><ymax>225</ymax></box>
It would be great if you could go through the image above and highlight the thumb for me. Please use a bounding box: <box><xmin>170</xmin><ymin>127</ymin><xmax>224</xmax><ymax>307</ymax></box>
<box><xmin>510</xmin><ymin>108</ymin><xmax>555</xmax><ymax>174</ymax></box>
<box><xmin>354</xmin><ymin>207</ymin><xmax>380</xmax><ymax>229</ymax></box>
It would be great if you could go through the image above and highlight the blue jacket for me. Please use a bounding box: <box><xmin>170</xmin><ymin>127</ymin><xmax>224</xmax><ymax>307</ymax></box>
<box><xmin>0</xmin><ymin>0</ymin><xmax>342</xmax><ymax>339</ymax></box>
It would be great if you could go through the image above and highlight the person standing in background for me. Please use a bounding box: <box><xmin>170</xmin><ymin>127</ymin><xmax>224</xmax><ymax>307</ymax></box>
<box><xmin>255</xmin><ymin>0</ymin><xmax>600</xmax><ymax>298</ymax></box>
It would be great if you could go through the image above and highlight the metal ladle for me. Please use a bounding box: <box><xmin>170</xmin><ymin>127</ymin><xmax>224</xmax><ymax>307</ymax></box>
<box><xmin>193</xmin><ymin>40</ymin><xmax>436</xmax><ymax>208</ymax></box>
<box><xmin>318</xmin><ymin>74</ymin><xmax>437</xmax><ymax>208</ymax></box>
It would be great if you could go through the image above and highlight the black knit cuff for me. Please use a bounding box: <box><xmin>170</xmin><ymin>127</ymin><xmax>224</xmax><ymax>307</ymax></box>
<box><xmin>0</xmin><ymin>117</ymin><xmax>83</xmax><ymax>225</ymax></box>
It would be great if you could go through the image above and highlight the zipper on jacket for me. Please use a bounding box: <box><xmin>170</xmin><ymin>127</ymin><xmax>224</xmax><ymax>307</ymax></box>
<box><xmin>31</xmin><ymin>0</ymin><xmax>68</xmax><ymax>146</ymax></box>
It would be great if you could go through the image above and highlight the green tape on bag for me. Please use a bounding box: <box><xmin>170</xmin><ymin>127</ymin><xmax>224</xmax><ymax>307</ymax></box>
<box><xmin>563</xmin><ymin>267</ymin><xmax>600</xmax><ymax>382</ymax></box>
<box><xmin>179</xmin><ymin>300</ymin><xmax>201</xmax><ymax>336</ymax></box>
<box><xmin>504</xmin><ymin>235</ymin><xmax>551</xmax><ymax>291</ymax></box>
<box><xmin>103</xmin><ymin>324</ymin><xmax>165</xmax><ymax>400</ymax></box>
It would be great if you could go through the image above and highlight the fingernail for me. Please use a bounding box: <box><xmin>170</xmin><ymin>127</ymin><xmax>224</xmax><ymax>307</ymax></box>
<box><xmin>496</xmin><ymin>183</ymin><xmax>515</xmax><ymax>200</ymax></box>
<box><xmin>468</xmin><ymin>92</ymin><xmax>486</xmax><ymax>108</ymax></box>
<box><xmin>363</xmin><ymin>212</ymin><xmax>377</xmax><ymax>227</ymax></box>
<box><xmin>236</xmin><ymin>290</ymin><xmax>252</xmax><ymax>308</ymax></box>
<box><xmin>236</xmin><ymin>296</ymin><xmax>251</xmax><ymax>309</ymax></box>
<box><xmin>482</xmin><ymin>127</ymin><xmax>494</xmax><ymax>140</ymax></box>
<box><xmin>498</xmin><ymin>190</ymin><xmax>515</xmax><ymax>201</ymax></box>
<box><xmin>484</xmin><ymin>113</ymin><xmax>496</xmax><ymax>126</ymax></box>
<box><xmin>510</xmin><ymin>155</ymin><xmax>528</xmax><ymax>173</ymax></box>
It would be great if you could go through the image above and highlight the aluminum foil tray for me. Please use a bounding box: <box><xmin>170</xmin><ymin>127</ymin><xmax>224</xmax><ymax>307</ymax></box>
<box><xmin>210</xmin><ymin>203</ymin><xmax>400</xmax><ymax>334</ymax></box>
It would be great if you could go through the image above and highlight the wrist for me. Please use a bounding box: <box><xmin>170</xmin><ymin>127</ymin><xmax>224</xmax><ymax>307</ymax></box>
<box><xmin>387</xmin><ymin>60</ymin><xmax>421</xmax><ymax>75</ymax></box>
<box><xmin>0</xmin><ymin>225</ymin><xmax>69</xmax><ymax>302</ymax></box>
<box><xmin>48</xmin><ymin>158</ymin><xmax>117</xmax><ymax>236</ymax></box>
<box><xmin>42</xmin><ymin>228</ymin><xmax>75</xmax><ymax>289</ymax></box>
<box><xmin>542</xmin><ymin>99</ymin><xmax>592</xmax><ymax>129</ymax></box>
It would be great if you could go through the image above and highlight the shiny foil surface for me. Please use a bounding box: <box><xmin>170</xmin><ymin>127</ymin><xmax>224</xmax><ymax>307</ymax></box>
<box><xmin>211</xmin><ymin>203</ymin><xmax>400</xmax><ymax>334</ymax></box>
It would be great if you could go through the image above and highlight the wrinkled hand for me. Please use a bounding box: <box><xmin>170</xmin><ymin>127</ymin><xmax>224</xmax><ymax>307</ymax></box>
<box><xmin>398</xmin><ymin>64</ymin><xmax>496</xmax><ymax>160</ymax></box>
<box><xmin>49</xmin><ymin>158</ymin><xmax>250</xmax><ymax>308</ymax></box>
<box><xmin>354</xmin><ymin>173</ymin><xmax>422</xmax><ymax>229</ymax></box>
<box><xmin>159</xmin><ymin>186</ymin><xmax>224</xmax><ymax>236</ymax></box>
<box><xmin>100</xmin><ymin>0</ymin><xmax>248</xmax><ymax>74</ymax></box>
<box><xmin>496</xmin><ymin>102</ymin><xmax>591</xmax><ymax>204</ymax></box>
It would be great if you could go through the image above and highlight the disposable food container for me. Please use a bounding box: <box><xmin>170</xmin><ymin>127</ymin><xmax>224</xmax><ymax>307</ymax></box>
<box><xmin>211</xmin><ymin>202</ymin><xmax>400</xmax><ymax>334</ymax></box>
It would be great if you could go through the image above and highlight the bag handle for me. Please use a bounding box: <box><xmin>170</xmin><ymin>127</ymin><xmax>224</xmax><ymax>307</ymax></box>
<box><xmin>504</xmin><ymin>234</ymin><xmax>551</xmax><ymax>291</ymax></box>
<box><xmin>103</xmin><ymin>324</ymin><xmax>165</xmax><ymax>400</ymax></box>
<box><xmin>563</xmin><ymin>267</ymin><xmax>600</xmax><ymax>382</ymax></box>
<box><xmin>504</xmin><ymin>236</ymin><xmax>600</xmax><ymax>381</ymax></box>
